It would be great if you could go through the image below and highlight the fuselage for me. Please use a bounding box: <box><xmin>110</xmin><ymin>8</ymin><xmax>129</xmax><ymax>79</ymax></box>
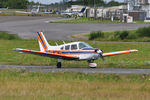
<box><xmin>46</xmin><ymin>42</ymin><xmax>100</xmax><ymax>60</ymax></box>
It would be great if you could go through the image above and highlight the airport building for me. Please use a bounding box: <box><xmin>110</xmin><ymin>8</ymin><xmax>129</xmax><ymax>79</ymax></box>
<box><xmin>127</xmin><ymin>0</ymin><xmax>150</xmax><ymax>20</ymax></box>
<box><xmin>86</xmin><ymin>5</ymin><xmax>128</xmax><ymax>22</ymax></box>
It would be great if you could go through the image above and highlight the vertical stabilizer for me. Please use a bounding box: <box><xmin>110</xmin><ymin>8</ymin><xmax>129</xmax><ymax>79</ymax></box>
<box><xmin>37</xmin><ymin>32</ymin><xmax>50</xmax><ymax>52</ymax></box>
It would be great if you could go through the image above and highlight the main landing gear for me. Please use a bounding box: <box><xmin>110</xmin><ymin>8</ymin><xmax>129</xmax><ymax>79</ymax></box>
<box><xmin>56</xmin><ymin>59</ymin><xmax>97</xmax><ymax>68</ymax></box>
<box><xmin>57</xmin><ymin>59</ymin><xmax>62</xmax><ymax>68</ymax></box>
<box><xmin>88</xmin><ymin>60</ymin><xmax>97</xmax><ymax>68</ymax></box>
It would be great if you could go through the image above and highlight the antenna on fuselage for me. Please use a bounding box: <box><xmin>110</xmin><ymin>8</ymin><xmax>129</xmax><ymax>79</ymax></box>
<box><xmin>55</xmin><ymin>42</ymin><xmax>58</xmax><ymax>46</ymax></box>
<box><xmin>63</xmin><ymin>41</ymin><xmax>66</xmax><ymax>44</ymax></box>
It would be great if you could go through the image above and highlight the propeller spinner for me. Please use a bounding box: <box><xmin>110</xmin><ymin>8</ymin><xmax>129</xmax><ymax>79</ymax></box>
<box><xmin>95</xmin><ymin>49</ymin><xmax>105</xmax><ymax>61</ymax></box>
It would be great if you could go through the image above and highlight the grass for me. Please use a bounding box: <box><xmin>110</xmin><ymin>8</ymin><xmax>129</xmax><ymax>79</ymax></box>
<box><xmin>50</xmin><ymin>17</ymin><xmax>150</xmax><ymax>24</ymax></box>
<box><xmin>73</xmin><ymin>30</ymin><xmax>150</xmax><ymax>42</ymax></box>
<box><xmin>0</xmin><ymin>70</ymin><xmax>150</xmax><ymax>100</ymax></box>
<box><xmin>0</xmin><ymin>32</ymin><xmax>21</xmax><ymax>40</ymax></box>
<box><xmin>0</xmin><ymin>13</ymin><xmax>63</xmax><ymax>17</ymax></box>
<box><xmin>50</xmin><ymin>17</ymin><xmax>120</xmax><ymax>23</ymax></box>
<box><xmin>0</xmin><ymin>32</ymin><xmax>149</xmax><ymax>68</ymax></box>
<box><xmin>135</xmin><ymin>20</ymin><xmax>150</xmax><ymax>24</ymax></box>
<box><xmin>0</xmin><ymin>12</ymin><xmax>62</xmax><ymax>17</ymax></box>
<box><xmin>0</xmin><ymin>9</ymin><xmax>26</xmax><ymax>11</ymax></box>
<box><xmin>0</xmin><ymin>38</ymin><xmax>150</xmax><ymax>68</ymax></box>
<box><xmin>0</xmin><ymin>32</ymin><xmax>150</xmax><ymax>100</ymax></box>
<box><xmin>82</xmin><ymin>26</ymin><xmax>150</xmax><ymax>42</ymax></box>
<box><xmin>0</xmin><ymin>9</ymin><xmax>63</xmax><ymax>17</ymax></box>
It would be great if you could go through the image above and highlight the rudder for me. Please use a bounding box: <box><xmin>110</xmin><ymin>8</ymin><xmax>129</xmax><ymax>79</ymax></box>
<box><xmin>37</xmin><ymin>32</ymin><xmax>50</xmax><ymax>52</ymax></box>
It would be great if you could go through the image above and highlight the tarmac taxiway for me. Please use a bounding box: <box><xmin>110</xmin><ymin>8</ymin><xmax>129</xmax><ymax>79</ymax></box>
<box><xmin>1</xmin><ymin>65</ymin><xmax>150</xmax><ymax>75</ymax></box>
<box><xmin>0</xmin><ymin>16</ymin><xmax>150</xmax><ymax>40</ymax></box>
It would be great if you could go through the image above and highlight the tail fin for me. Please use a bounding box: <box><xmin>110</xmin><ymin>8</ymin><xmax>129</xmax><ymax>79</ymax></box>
<box><xmin>80</xmin><ymin>7</ymin><xmax>86</xmax><ymax>13</ymax></box>
<box><xmin>37</xmin><ymin>32</ymin><xmax>50</xmax><ymax>52</ymax></box>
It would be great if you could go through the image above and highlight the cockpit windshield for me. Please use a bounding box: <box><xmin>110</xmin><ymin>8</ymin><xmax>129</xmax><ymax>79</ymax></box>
<box><xmin>79</xmin><ymin>42</ymin><xmax>92</xmax><ymax>49</ymax></box>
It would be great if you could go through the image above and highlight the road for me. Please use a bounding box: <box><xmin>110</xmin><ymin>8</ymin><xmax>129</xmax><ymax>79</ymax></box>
<box><xmin>1</xmin><ymin>65</ymin><xmax>150</xmax><ymax>74</ymax></box>
<box><xmin>0</xmin><ymin>16</ymin><xmax>150</xmax><ymax>40</ymax></box>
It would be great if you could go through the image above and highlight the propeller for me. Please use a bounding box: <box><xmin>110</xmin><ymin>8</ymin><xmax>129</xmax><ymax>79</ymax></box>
<box><xmin>93</xmin><ymin>41</ymin><xmax>105</xmax><ymax>61</ymax></box>
<box><xmin>95</xmin><ymin>49</ymin><xmax>105</xmax><ymax>61</ymax></box>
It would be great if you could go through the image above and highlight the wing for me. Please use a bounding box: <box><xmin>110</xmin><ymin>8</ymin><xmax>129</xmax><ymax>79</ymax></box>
<box><xmin>103</xmin><ymin>50</ymin><xmax>138</xmax><ymax>57</ymax></box>
<box><xmin>13</xmin><ymin>48</ymin><xmax>79</xmax><ymax>60</ymax></box>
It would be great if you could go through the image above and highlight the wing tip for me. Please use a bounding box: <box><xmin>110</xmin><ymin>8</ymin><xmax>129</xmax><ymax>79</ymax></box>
<box><xmin>12</xmin><ymin>48</ymin><xmax>22</xmax><ymax>51</ymax></box>
<box><xmin>13</xmin><ymin>48</ymin><xmax>24</xmax><ymax>53</ymax></box>
<box><xmin>129</xmin><ymin>49</ymin><xmax>138</xmax><ymax>52</ymax></box>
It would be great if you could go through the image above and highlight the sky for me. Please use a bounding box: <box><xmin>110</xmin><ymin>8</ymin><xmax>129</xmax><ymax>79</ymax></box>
<box><xmin>28</xmin><ymin>0</ymin><xmax>124</xmax><ymax>4</ymax></box>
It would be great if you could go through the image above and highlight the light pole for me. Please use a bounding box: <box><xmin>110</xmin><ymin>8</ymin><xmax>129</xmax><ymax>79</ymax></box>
<box><xmin>94</xmin><ymin>0</ymin><xmax>95</xmax><ymax>7</ymax></box>
<box><xmin>94</xmin><ymin>0</ymin><xmax>96</xmax><ymax>19</ymax></box>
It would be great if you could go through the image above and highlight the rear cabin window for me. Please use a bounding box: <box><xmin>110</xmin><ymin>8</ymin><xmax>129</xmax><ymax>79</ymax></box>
<box><xmin>65</xmin><ymin>45</ymin><xmax>70</xmax><ymax>50</ymax></box>
<box><xmin>60</xmin><ymin>46</ymin><xmax>64</xmax><ymax>50</ymax></box>
<box><xmin>71</xmin><ymin>44</ymin><xmax>77</xmax><ymax>50</ymax></box>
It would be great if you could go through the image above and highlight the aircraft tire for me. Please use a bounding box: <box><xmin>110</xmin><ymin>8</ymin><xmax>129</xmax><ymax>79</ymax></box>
<box><xmin>57</xmin><ymin>62</ymin><xmax>62</xmax><ymax>68</ymax></box>
<box><xmin>90</xmin><ymin>66</ymin><xmax>96</xmax><ymax>68</ymax></box>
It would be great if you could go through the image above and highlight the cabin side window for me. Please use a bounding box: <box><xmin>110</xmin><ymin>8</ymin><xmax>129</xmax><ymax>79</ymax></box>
<box><xmin>65</xmin><ymin>45</ymin><xmax>70</xmax><ymax>50</ymax></box>
<box><xmin>60</xmin><ymin>46</ymin><xmax>64</xmax><ymax>50</ymax></box>
<box><xmin>71</xmin><ymin>44</ymin><xmax>77</xmax><ymax>50</ymax></box>
<box><xmin>79</xmin><ymin>43</ymin><xmax>87</xmax><ymax>49</ymax></box>
<box><xmin>79</xmin><ymin>42</ymin><xmax>92</xmax><ymax>49</ymax></box>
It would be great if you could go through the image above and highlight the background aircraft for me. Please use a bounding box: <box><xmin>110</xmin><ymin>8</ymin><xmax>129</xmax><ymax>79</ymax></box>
<box><xmin>61</xmin><ymin>7</ymin><xmax>86</xmax><ymax>17</ymax></box>
<box><xmin>14</xmin><ymin>32</ymin><xmax>138</xmax><ymax>68</ymax></box>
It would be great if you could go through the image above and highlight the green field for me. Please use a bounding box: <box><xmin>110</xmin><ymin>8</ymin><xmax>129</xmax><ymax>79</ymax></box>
<box><xmin>50</xmin><ymin>17</ymin><xmax>150</xmax><ymax>24</ymax></box>
<box><xmin>0</xmin><ymin>12</ymin><xmax>62</xmax><ymax>17</ymax></box>
<box><xmin>50</xmin><ymin>17</ymin><xmax>120</xmax><ymax>23</ymax></box>
<box><xmin>88</xmin><ymin>30</ymin><xmax>150</xmax><ymax>42</ymax></box>
<box><xmin>72</xmin><ymin>28</ymin><xmax>150</xmax><ymax>42</ymax></box>
<box><xmin>0</xmin><ymin>32</ymin><xmax>149</xmax><ymax>68</ymax></box>
<box><xmin>0</xmin><ymin>70</ymin><xmax>150</xmax><ymax>100</ymax></box>
<box><xmin>0</xmin><ymin>32</ymin><xmax>150</xmax><ymax>100</ymax></box>
<box><xmin>0</xmin><ymin>39</ymin><xmax>150</xmax><ymax>68</ymax></box>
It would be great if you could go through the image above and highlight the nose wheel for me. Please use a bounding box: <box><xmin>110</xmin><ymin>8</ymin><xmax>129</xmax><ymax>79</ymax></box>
<box><xmin>88</xmin><ymin>60</ymin><xmax>97</xmax><ymax>68</ymax></box>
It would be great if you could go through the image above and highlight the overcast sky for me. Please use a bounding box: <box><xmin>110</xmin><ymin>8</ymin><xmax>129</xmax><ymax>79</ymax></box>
<box><xmin>28</xmin><ymin>0</ymin><xmax>124</xmax><ymax>4</ymax></box>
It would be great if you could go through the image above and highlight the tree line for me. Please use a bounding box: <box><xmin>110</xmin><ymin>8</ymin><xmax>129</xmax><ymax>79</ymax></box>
<box><xmin>0</xmin><ymin>0</ymin><xmax>38</xmax><ymax>9</ymax></box>
<box><xmin>63</xmin><ymin>0</ymin><xmax>124</xmax><ymax>7</ymax></box>
<box><xmin>0</xmin><ymin>0</ymin><xmax>124</xmax><ymax>9</ymax></box>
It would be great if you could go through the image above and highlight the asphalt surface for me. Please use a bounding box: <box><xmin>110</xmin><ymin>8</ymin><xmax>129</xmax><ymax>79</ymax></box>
<box><xmin>0</xmin><ymin>65</ymin><xmax>150</xmax><ymax>74</ymax></box>
<box><xmin>0</xmin><ymin>16</ymin><xmax>150</xmax><ymax>40</ymax></box>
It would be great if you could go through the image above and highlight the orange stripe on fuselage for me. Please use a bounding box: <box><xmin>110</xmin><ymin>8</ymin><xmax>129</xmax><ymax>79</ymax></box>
<box><xmin>39</xmin><ymin>32</ymin><xmax>48</xmax><ymax>51</ymax></box>
<box><xmin>22</xmin><ymin>49</ymin><xmax>79</xmax><ymax>59</ymax></box>
<box><xmin>47</xmin><ymin>50</ymin><xmax>97</xmax><ymax>55</ymax></box>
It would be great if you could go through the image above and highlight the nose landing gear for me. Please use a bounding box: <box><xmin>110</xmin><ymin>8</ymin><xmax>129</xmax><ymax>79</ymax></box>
<box><xmin>88</xmin><ymin>60</ymin><xmax>97</xmax><ymax>68</ymax></box>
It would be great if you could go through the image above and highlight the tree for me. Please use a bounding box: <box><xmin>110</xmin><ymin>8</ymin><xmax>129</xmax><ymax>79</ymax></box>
<box><xmin>0</xmin><ymin>0</ymin><xmax>29</xmax><ymax>9</ymax></box>
<box><xmin>106</xmin><ymin>0</ymin><xmax>121</xmax><ymax>7</ymax></box>
<box><xmin>64</xmin><ymin>0</ymin><xmax>105</xmax><ymax>7</ymax></box>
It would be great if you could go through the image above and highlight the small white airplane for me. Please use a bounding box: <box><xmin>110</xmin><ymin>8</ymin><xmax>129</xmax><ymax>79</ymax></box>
<box><xmin>13</xmin><ymin>32</ymin><xmax>138</xmax><ymax>68</ymax></box>
<box><xmin>61</xmin><ymin>7</ymin><xmax>86</xmax><ymax>17</ymax></box>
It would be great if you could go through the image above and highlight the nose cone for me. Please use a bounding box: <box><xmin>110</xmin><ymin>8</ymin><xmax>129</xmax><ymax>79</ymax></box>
<box><xmin>95</xmin><ymin>49</ymin><xmax>103</xmax><ymax>54</ymax></box>
<box><xmin>95</xmin><ymin>49</ymin><xmax>105</xmax><ymax>61</ymax></box>
<box><xmin>97</xmin><ymin>49</ymin><xmax>103</xmax><ymax>54</ymax></box>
